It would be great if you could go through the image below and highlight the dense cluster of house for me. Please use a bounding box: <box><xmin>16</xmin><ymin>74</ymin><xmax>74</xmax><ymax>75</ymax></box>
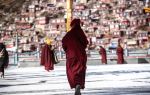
<box><xmin>0</xmin><ymin>0</ymin><xmax>150</xmax><ymax>52</ymax></box>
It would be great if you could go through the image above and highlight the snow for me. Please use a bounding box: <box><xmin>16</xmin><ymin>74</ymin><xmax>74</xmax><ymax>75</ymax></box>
<box><xmin>1</xmin><ymin>64</ymin><xmax>150</xmax><ymax>95</ymax></box>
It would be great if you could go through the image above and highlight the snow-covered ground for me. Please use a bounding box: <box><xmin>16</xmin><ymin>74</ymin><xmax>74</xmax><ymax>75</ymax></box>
<box><xmin>1</xmin><ymin>64</ymin><xmax>150</xmax><ymax>95</ymax></box>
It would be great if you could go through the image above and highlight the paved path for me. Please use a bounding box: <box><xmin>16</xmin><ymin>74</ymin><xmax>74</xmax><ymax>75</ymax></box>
<box><xmin>1</xmin><ymin>64</ymin><xmax>150</xmax><ymax>95</ymax></box>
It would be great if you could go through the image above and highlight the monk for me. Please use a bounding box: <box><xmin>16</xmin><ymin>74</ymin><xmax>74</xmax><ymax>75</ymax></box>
<box><xmin>40</xmin><ymin>38</ymin><xmax>54</xmax><ymax>71</ymax></box>
<box><xmin>99</xmin><ymin>46</ymin><xmax>107</xmax><ymax>64</ymax></box>
<box><xmin>116</xmin><ymin>44</ymin><xmax>124</xmax><ymax>64</ymax></box>
<box><xmin>62</xmin><ymin>19</ymin><xmax>88</xmax><ymax>95</ymax></box>
<box><xmin>0</xmin><ymin>43</ymin><xmax>9</xmax><ymax>78</ymax></box>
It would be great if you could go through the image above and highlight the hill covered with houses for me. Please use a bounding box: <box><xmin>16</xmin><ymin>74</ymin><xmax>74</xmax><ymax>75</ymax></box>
<box><xmin>0</xmin><ymin>0</ymin><xmax>150</xmax><ymax>52</ymax></box>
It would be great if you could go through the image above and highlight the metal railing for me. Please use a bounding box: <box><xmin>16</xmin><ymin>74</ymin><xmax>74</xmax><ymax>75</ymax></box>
<box><xmin>9</xmin><ymin>49</ymin><xmax>150</xmax><ymax>65</ymax></box>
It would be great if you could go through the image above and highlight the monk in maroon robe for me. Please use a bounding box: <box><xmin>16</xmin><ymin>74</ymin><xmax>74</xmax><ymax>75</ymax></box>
<box><xmin>99</xmin><ymin>46</ymin><xmax>107</xmax><ymax>64</ymax></box>
<box><xmin>116</xmin><ymin>44</ymin><xmax>124</xmax><ymax>64</ymax></box>
<box><xmin>62</xmin><ymin>19</ymin><xmax>88</xmax><ymax>95</ymax></box>
<box><xmin>40</xmin><ymin>43</ymin><xmax>54</xmax><ymax>71</ymax></box>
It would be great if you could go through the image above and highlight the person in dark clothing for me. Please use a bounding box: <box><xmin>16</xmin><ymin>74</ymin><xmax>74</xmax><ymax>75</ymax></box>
<box><xmin>62</xmin><ymin>19</ymin><xmax>88</xmax><ymax>95</ymax></box>
<box><xmin>99</xmin><ymin>46</ymin><xmax>107</xmax><ymax>64</ymax></box>
<box><xmin>0</xmin><ymin>43</ymin><xmax>9</xmax><ymax>78</ymax></box>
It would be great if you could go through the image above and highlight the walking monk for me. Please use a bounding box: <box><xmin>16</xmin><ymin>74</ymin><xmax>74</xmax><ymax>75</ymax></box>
<box><xmin>0</xmin><ymin>43</ymin><xmax>9</xmax><ymax>78</ymax></box>
<box><xmin>116</xmin><ymin>44</ymin><xmax>124</xmax><ymax>64</ymax></box>
<box><xmin>40</xmin><ymin>38</ymin><xmax>54</xmax><ymax>71</ymax></box>
<box><xmin>62</xmin><ymin>19</ymin><xmax>88</xmax><ymax>95</ymax></box>
<box><xmin>99</xmin><ymin>46</ymin><xmax>107</xmax><ymax>64</ymax></box>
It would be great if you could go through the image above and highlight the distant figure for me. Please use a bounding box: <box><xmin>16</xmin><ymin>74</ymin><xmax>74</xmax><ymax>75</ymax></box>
<box><xmin>40</xmin><ymin>38</ymin><xmax>54</xmax><ymax>71</ymax></box>
<box><xmin>116</xmin><ymin>44</ymin><xmax>124</xmax><ymax>64</ymax></box>
<box><xmin>62</xmin><ymin>19</ymin><xmax>88</xmax><ymax>95</ymax></box>
<box><xmin>99</xmin><ymin>46</ymin><xmax>107</xmax><ymax>64</ymax></box>
<box><xmin>0</xmin><ymin>43</ymin><xmax>9</xmax><ymax>78</ymax></box>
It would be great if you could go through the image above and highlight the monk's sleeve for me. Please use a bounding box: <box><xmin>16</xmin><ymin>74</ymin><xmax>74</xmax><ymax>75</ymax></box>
<box><xmin>78</xmin><ymin>30</ymin><xmax>88</xmax><ymax>48</ymax></box>
<box><xmin>117</xmin><ymin>48</ymin><xmax>121</xmax><ymax>54</ymax></box>
<box><xmin>62</xmin><ymin>37</ymin><xmax>67</xmax><ymax>51</ymax></box>
<box><xmin>99</xmin><ymin>49</ymin><xmax>103</xmax><ymax>55</ymax></box>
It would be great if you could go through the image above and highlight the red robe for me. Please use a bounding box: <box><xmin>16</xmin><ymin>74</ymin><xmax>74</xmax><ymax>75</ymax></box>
<box><xmin>40</xmin><ymin>44</ymin><xmax>54</xmax><ymax>71</ymax></box>
<box><xmin>116</xmin><ymin>46</ymin><xmax>124</xmax><ymax>64</ymax></box>
<box><xmin>99</xmin><ymin>47</ymin><xmax>107</xmax><ymax>64</ymax></box>
<box><xmin>62</xmin><ymin>24</ymin><xmax>88</xmax><ymax>89</ymax></box>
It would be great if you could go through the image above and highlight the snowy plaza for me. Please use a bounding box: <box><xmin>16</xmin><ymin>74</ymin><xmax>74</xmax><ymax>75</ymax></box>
<box><xmin>1</xmin><ymin>64</ymin><xmax>150</xmax><ymax>95</ymax></box>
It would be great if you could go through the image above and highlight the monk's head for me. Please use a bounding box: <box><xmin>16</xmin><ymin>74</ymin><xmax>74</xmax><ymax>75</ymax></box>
<box><xmin>100</xmin><ymin>45</ymin><xmax>105</xmax><ymax>49</ymax></box>
<box><xmin>70</xmin><ymin>19</ymin><xmax>81</xmax><ymax>27</ymax></box>
<box><xmin>118</xmin><ymin>43</ymin><xmax>121</xmax><ymax>47</ymax></box>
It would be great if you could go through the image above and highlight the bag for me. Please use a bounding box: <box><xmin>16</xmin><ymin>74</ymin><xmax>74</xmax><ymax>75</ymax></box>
<box><xmin>52</xmin><ymin>50</ymin><xmax>59</xmax><ymax>64</ymax></box>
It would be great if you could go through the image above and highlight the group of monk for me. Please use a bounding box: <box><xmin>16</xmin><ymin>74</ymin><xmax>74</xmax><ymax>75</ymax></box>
<box><xmin>41</xmin><ymin>19</ymin><xmax>88</xmax><ymax>95</ymax></box>
<box><xmin>0</xmin><ymin>18</ymin><xmax>125</xmax><ymax>95</ymax></box>
<box><xmin>99</xmin><ymin>44</ymin><xmax>124</xmax><ymax>65</ymax></box>
<box><xmin>40</xmin><ymin>18</ymin><xmax>124</xmax><ymax>95</ymax></box>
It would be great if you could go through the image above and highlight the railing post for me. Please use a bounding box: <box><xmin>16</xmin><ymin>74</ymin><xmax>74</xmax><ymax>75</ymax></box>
<box><xmin>15</xmin><ymin>31</ymin><xmax>19</xmax><ymax>66</ymax></box>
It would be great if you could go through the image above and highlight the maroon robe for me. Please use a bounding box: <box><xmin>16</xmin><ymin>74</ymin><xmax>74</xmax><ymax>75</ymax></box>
<box><xmin>40</xmin><ymin>44</ymin><xmax>54</xmax><ymax>71</ymax></box>
<box><xmin>62</xmin><ymin>19</ymin><xmax>88</xmax><ymax>89</ymax></box>
<box><xmin>99</xmin><ymin>47</ymin><xmax>107</xmax><ymax>64</ymax></box>
<box><xmin>116</xmin><ymin>45</ymin><xmax>124</xmax><ymax>64</ymax></box>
